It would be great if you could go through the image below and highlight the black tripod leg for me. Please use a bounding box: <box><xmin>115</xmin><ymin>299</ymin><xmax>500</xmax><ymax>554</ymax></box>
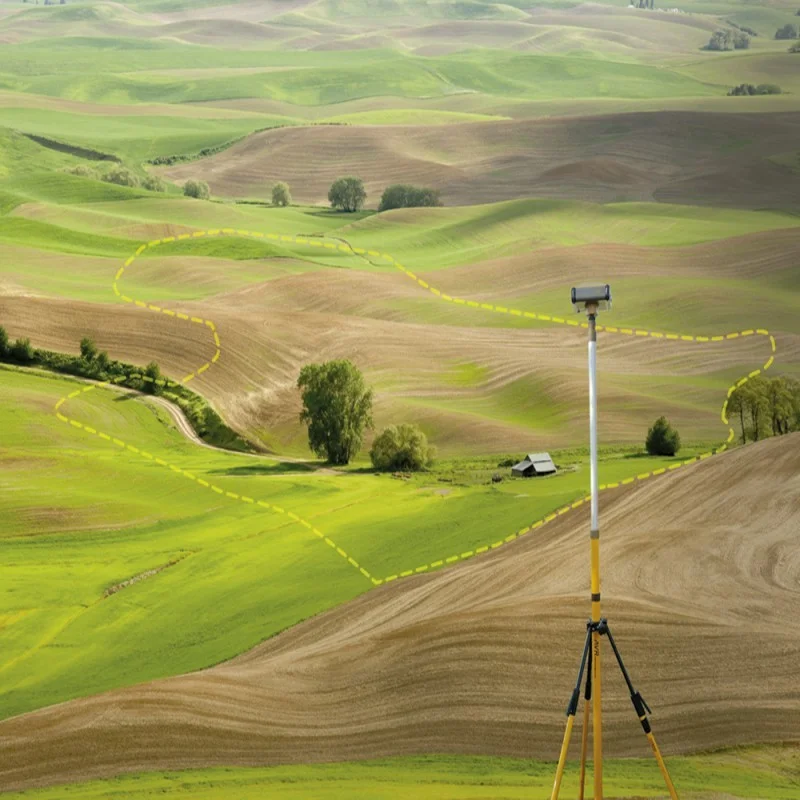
<box><xmin>605</xmin><ymin>626</ymin><xmax>679</xmax><ymax>800</ymax></box>
<box><xmin>550</xmin><ymin>626</ymin><xmax>592</xmax><ymax>800</ymax></box>
<box><xmin>577</xmin><ymin>635</ymin><xmax>592</xmax><ymax>800</ymax></box>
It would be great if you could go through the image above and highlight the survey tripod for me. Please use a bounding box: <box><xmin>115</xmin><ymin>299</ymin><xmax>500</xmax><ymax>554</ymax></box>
<box><xmin>550</xmin><ymin>288</ymin><xmax>679</xmax><ymax>800</ymax></box>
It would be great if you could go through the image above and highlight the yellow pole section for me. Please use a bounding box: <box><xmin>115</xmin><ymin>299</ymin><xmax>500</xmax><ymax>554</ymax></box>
<box><xmin>646</xmin><ymin>732</ymin><xmax>680</xmax><ymax>800</ymax></box>
<box><xmin>550</xmin><ymin>715</ymin><xmax>576</xmax><ymax>800</ymax></box>
<box><xmin>591</xmin><ymin>536</ymin><xmax>602</xmax><ymax>800</ymax></box>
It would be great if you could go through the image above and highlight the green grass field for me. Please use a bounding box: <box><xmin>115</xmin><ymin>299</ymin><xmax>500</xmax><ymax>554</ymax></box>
<box><xmin>1</xmin><ymin>0</ymin><xmax>799</xmax><ymax>794</ymax></box>
<box><xmin>5</xmin><ymin>746</ymin><xmax>800</xmax><ymax>799</ymax></box>
<box><xmin>1</xmin><ymin>366</ymin><xmax>712</xmax><ymax>721</ymax></box>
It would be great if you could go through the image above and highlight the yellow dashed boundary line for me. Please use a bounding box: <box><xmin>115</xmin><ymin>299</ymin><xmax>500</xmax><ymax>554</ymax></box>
<box><xmin>54</xmin><ymin>230</ymin><xmax>777</xmax><ymax>589</ymax></box>
<box><xmin>57</xmin><ymin>231</ymin><xmax>380</xmax><ymax>587</ymax></box>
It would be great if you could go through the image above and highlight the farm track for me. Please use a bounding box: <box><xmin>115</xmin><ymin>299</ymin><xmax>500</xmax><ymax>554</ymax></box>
<box><xmin>0</xmin><ymin>227</ymin><xmax>794</xmax><ymax>791</ymax></box>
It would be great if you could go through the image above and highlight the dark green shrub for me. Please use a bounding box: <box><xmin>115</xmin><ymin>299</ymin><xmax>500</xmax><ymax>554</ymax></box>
<box><xmin>142</xmin><ymin>175</ymin><xmax>167</xmax><ymax>192</ymax></box>
<box><xmin>64</xmin><ymin>164</ymin><xmax>98</xmax><ymax>178</ymax></box>
<box><xmin>379</xmin><ymin>184</ymin><xmax>442</xmax><ymax>212</ymax></box>
<box><xmin>183</xmin><ymin>179</ymin><xmax>210</xmax><ymax>199</ymax></box>
<box><xmin>775</xmin><ymin>23</ymin><xmax>798</xmax><ymax>39</ymax></box>
<box><xmin>370</xmin><ymin>423</ymin><xmax>435</xmax><ymax>471</ymax></box>
<box><xmin>102</xmin><ymin>165</ymin><xmax>140</xmax><ymax>188</ymax></box>
<box><xmin>0</xmin><ymin>325</ymin><xmax>8</xmax><ymax>357</ymax></box>
<box><xmin>645</xmin><ymin>416</ymin><xmax>681</xmax><ymax>456</ymax></box>
<box><xmin>11</xmin><ymin>338</ymin><xmax>34</xmax><ymax>364</ymax></box>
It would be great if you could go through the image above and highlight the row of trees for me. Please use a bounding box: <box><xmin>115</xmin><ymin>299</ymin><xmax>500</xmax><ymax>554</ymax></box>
<box><xmin>0</xmin><ymin>328</ymin><xmax>247</xmax><ymax>449</ymax></box>
<box><xmin>728</xmin><ymin>376</ymin><xmax>800</xmax><ymax>443</ymax></box>
<box><xmin>298</xmin><ymin>360</ymin><xmax>434</xmax><ymax>470</ymax></box>
<box><xmin>728</xmin><ymin>83</ymin><xmax>782</xmax><ymax>96</ymax></box>
<box><xmin>269</xmin><ymin>178</ymin><xmax>441</xmax><ymax>213</ymax></box>
<box><xmin>64</xmin><ymin>164</ymin><xmax>211</xmax><ymax>198</ymax></box>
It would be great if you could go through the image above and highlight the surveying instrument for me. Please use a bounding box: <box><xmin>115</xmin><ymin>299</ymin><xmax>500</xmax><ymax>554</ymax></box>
<box><xmin>549</xmin><ymin>286</ymin><xmax>679</xmax><ymax>800</ymax></box>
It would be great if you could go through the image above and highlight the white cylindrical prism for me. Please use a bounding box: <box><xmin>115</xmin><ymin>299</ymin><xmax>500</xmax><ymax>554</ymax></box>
<box><xmin>588</xmin><ymin>335</ymin><xmax>599</xmax><ymax>532</ymax></box>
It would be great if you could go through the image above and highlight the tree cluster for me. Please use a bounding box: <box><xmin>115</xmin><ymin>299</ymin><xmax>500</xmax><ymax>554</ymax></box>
<box><xmin>378</xmin><ymin>184</ymin><xmax>442</xmax><ymax>212</ymax></box>
<box><xmin>728</xmin><ymin>377</ymin><xmax>800</xmax><ymax>443</ymax></box>
<box><xmin>728</xmin><ymin>83</ymin><xmax>782</xmax><ymax>96</ymax></box>
<box><xmin>707</xmin><ymin>30</ymin><xmax>750</xmax><ymax>51</ymax></box>
<box><xmin>370</xmin><ymin>423</ymin><xmax>435</xmax><ymax>471</ymax></box>
<box><xmin>297</xmin><ymin>359</ymin><xmax>434</xmax><ymax>470</ymax></box>
<box><xmin>630</xmin><ymin>0</ymin><xmax>655</xmax><ymax>8</ymax></box>
<box><xmin>775</xmin><ymin>23</ymin><xmax>798</xmax><ymax>40</ymax></box>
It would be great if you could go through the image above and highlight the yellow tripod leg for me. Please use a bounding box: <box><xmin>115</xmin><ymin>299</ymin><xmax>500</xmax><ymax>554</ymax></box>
<box><xmin>550</xmin><ymin>714</ymin><xmax>576</xmax><ymax>800</ymax></box>
<box><xmin>646</xmin><ymin>731</ymin><xmax>680</xmax><ymax>800</ymax></box>
<box><xmin>550</xmin><ymin>628</ymin><xmax>593</xmax><ymax>800</ymax></box>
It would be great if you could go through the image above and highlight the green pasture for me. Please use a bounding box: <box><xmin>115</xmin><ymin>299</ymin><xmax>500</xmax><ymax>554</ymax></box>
<box><xmin>0</xmin><ymin>108</ymin><xmax>289</xmax><ymax>163</ymax></box>
<box><xmin>6</xmin><ymin>746</ymin><xmax>800</xmax><ymax>799</ymax></box>
<box><xmin>0</xmin><ymin>366</ymin><xmax>709</xmax><ymax>720</ymax></box>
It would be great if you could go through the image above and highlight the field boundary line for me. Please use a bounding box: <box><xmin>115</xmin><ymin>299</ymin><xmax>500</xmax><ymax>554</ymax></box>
<box><xmin>52</xmin><ymin>229</ymin><xmax>777</xmax><ymax>589</ymax></box>
<box><xmin>54</xmin><ymin>230</ymin><xmax>381</xmax><ymax>587</ymax></box>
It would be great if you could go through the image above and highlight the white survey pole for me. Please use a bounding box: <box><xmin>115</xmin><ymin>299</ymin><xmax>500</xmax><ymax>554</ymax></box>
<box><xmin>588</xmin><ymin>312</ymin><xmax>599</xmax><ymax>532</ymax></box>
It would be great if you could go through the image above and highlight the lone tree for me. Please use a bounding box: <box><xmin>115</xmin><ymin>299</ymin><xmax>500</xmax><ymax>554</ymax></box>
<box><xmin>271</xmin><ymin>181</ymin><xmax>291</xmax><ymax>207</ymax></box>
<box><xmin>11</xmin><ymin>337</ymin><xmax>34</xmax><ymax>364</ymax></box>
<box><xmin>378</xmin><ymin>184</ymin><xmax>442</xmax><ymax>212</ymax></box>
<box><xmin>298</xmin><ymin>360</ymin><xmax>373</xmax><ymax>464</ymax></box>
<box><xmin>370</xmin><ymin>423</ymin><xmax>435</xmax><ymax>472</ymax></box>
<box><xmin>328</xmin><ymin>176</ymin><xmax>366</xmax><ymax>212</ymax></box>
<box><xmin>645</xmin><ymin>416</ymin><xmax>681</xmax><ymax>456</ymax></box>
<box><xmin>144</xmin><ymin>361</ymin><xmax>162</xmax><ymax>394</ymax></box>
<box><xmin>184</xmin><ymin>179</ymin><xmax>210</xmax><ymax>200</ymax></box>
<box><xmin>80</xmin><ymin>336</ymin><xmax>98</xmax><ymax>362</ymax></box>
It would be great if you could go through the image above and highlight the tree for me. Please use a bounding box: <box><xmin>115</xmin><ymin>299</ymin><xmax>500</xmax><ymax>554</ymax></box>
<box><xmin>271</xmin><ymin>181</ymin><xmax>291</xmax><ymax>207</ymax></box>
<box><xmin>144</xmin><ymin>361</ymin><xmax>162</xmax><ymax>394</ymax></box>
<box><xmin>733</xmin><ymin>31</ymin><xmax>751</xmax><ymax>49</ymax></box>
<box><xmin>765</xmin><ymin>377</ymin><xmax>794</xmax><ymax>436</ymax></box>
<box><xmin>707</xmin><ymin>30</ymin><xmax>734</xmax><ymax>51</ymax></box>
<box><xmin>775</xmin><ymin>23</ymin><xmax>799</xmax><ymax>40</ymax></box>
<box><xmin>0</xmin><ymin>325</ymin><xmax>8</xmax><ymax>357</ymax></box>
<box><xmin>370</xmin><ymin>423</ymin><xmax>435</xmax><ymax>471</ymax></box>
<box><xmin>379</xmin><ymin>184</ymin><xmax>442</xmax><ymax>212</ymax></box>
<box><xmin>142</xmin><ymin>175</ymin><xmax>167</xmax><ymax>192</ymax></box>
<box><xmin>11</xmin><ymin>337</ymin><xmax>34</xmax><ymax>364</ymax></box>
<box><xmin>183</xmin><ymin>179</ymin><xmax>210</xmax><ymax>200</ymax></box>
<box><xmin>102</xmin><ymin>165</ymin><xmax>140</xmax><ymax>188</ymax></box>
<box><xmin>727</xmin><ymin>386</ymin><xmax>747</xmax><ymax>444</ymax></box>
<box><xmin>80</xmin><ymin>337</ymin><xmax>98</xmax><ymax>362</ymax></box>
<box><xmin>297</xmin><ymin>360</ymin><xmax>373</xmax><ymax>465</ymax></box>
<box><xmin>645</xmin><ymin>416</ymin><xmax>681</xmax><ymax>456</ymax></box>
<box><xmin>742</xmin><ymin>378</ymin><xmax>769</xmax><ymax>441</ymax></box>
<box><xmin>328</xmin><ymin>176</ymin><xmax>366</xmax><ymax>213</ymax></box>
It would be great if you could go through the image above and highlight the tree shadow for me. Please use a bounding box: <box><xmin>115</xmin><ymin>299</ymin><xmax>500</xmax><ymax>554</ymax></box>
<box><xmin>209</xmin><ymin>463</ymin><xmax>316</xmax><ymax>476</ymax></box>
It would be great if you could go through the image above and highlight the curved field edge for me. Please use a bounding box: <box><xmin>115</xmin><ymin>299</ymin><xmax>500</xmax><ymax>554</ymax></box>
<box><xmin>4</xmin><ymin>746</ymin><xmax>800</xmax><ymax>800</ymax></box>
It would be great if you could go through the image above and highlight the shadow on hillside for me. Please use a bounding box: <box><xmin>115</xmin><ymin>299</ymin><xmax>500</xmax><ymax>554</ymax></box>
<box><xmin>209</xmin><ymin>463</ymin><xmax>315</xmax><ymax>477</ymax></box>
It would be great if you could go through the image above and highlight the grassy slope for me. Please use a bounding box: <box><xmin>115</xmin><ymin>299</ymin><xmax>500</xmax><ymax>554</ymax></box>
<box><xmin>5</xmin><ymin>747</ymin><xmax>800</xmax><ymax>799</ymax></box>
<box><xmin>1</xmin><ymin>367</ymin><xmax>704</xmax><ymax>720</ymax></box>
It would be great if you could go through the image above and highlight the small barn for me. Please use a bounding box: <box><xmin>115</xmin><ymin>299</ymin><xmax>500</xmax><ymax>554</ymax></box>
<box><xmin>511</xmin><ymin>452</ymin><xmax>557</xmax><ymax>478</ymax></box>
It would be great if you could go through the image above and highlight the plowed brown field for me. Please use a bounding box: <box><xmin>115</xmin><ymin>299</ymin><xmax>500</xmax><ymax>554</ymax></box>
<box><xmin>158</xmin><ymin>111</ymin><xmax>800</xmax><ymax>209</ymax></box>
<box><xmin>1</xmin><ymin>434</ymin><xmax>797</xmax><ymax>791</ymax></box>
